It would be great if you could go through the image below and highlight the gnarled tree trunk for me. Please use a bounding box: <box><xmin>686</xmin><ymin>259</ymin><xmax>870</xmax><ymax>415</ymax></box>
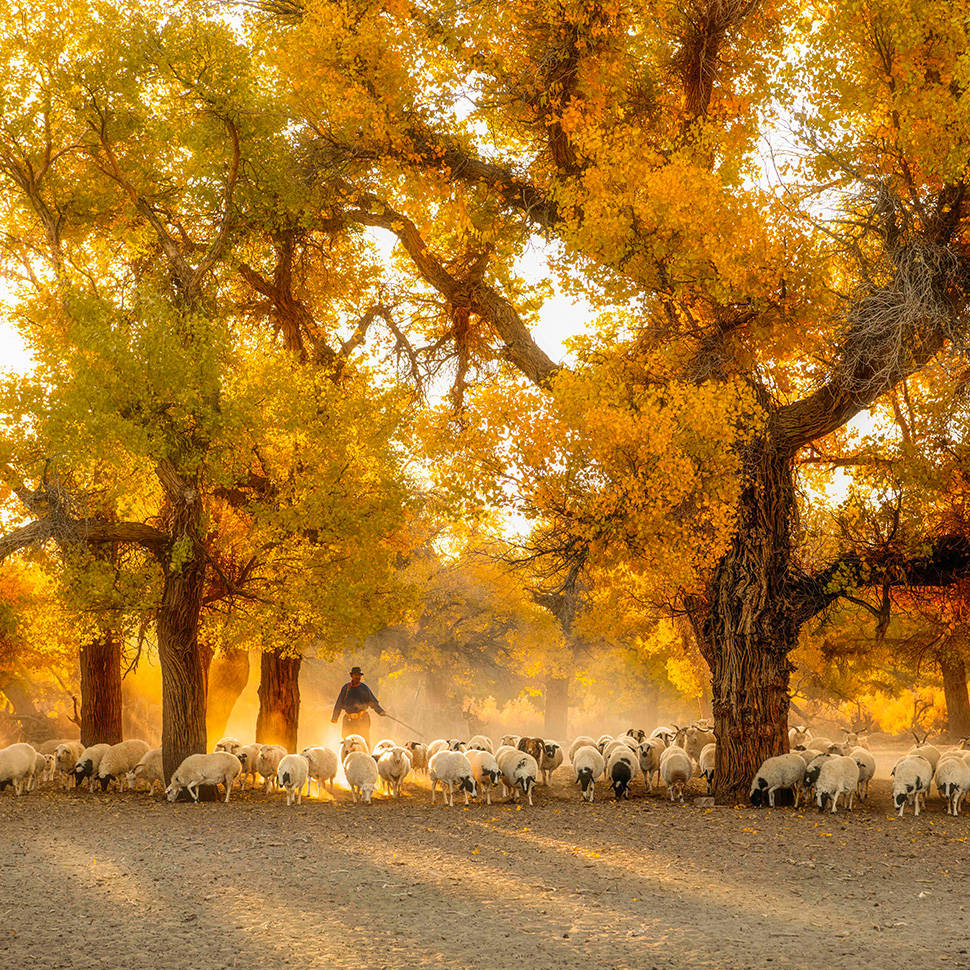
<box><xmin>937</xmin><ymin>647</ymin><xmax>970</xmax><ymax>740</ymax></box>
<box><xmin>206</xmin><ymin>647</ymin><xmax>251</xmax><ymax>745</ymax></box>
<box><xmin>79</xmin><ymin>632</ymin><xmax>123</xmax><ymax>746</ymax></box>
<box><xmin>255</xmin><ymin>648</ymin><xmax>301</xmax><ymax>750</ymax></box>
<box><xmin>704</xmin><ymin>442</ymin><xmax>797</xmax><ymax>801</ymax></box>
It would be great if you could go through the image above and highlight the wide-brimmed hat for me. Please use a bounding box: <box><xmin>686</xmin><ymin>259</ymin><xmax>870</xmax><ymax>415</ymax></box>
<box><xmin>349</xmin><ymin>666</ymin><xmax>364</xmax><ymax>675</ymax></box>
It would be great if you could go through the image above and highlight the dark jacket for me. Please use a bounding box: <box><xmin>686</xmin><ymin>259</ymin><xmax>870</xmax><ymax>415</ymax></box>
<box><xmin>332</xmin><ymin>682</ymin><xmax>385</xmax><ymax>720</ymax></box>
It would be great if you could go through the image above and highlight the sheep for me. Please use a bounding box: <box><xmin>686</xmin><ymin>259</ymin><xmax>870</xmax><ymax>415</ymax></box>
<box><xmin>498</xmin><ymin>749</ymin><xmax>538</xmax><ymax>806</ymax></box>
<box><xmin>815</xmin><ymin>756</ymin><xmax>860</xmax><ymax>813</ymax></box>
<box><xmin>37</xmin><ymin>738</ymin><xmax>77</xmax><ymax>755</ymax></box>
<box><xmin>806</xmin><ymin>736</ymin><xmax>838</xmax><ymax>754</ymax></box>
<box><xmin>801</xmin><ymin>753</ymin><xmax>835</xmax><ymax>804</ymax></box>
<box><xmin>277</xmin><ymin>754</ymin><xmax>310</xmax><ymax>806</ymax></box>
<box><xmin>934</xmin><ymin>757</ymin><xmax>970</xmax><ymax>816</ymax></box>
<box><xmin>617</xmin><ymin>734</ymin><xmax>639</xmax><ymax>751</ymax></box>
<box><xmin>494</xmin><ymin>744</ymin><xmax>518</xmax><ymax>762</ymax></box>
<box><xmin>685</xmin><ymin>724</ymin><xmax>715</xmax><ymax>764</ymax></box>
<box><xmin>30</xmin><ymin>751</ymin><xmax>53</xmax><ymax>789</ymax></box>
<box><xmin>98</xmin><ymin>739</ymin><xmax>151</xmax><ymax>791</ymax></box>
<box><xmin>499</xmin><ymin>734</ymin><xmax>520</xmax><ymax>748</ymax></box>
<box><xmin>850</xmin><ymin>746</ymin><xmax>876</xmax><ymax>800</ymax></box>
<box><xmin>127</xmin><ymin>748</ymin><xmax>164</xmax><ymax>794</ymax></box>
<box><xmin>788</xmin><ymin>725</ymin><xmax>812</xmax><ymax>747</ymax></box>
<box><xmin>637</xmin><ymin>738</ymin><xmax>666</xmax><ymax>792</ymax></box>
<box><xmin>568</xmin><ymin>736</ymin><xmax>598</xmax><ymax>762</ymax></box>
<box><xmin>572</xmin><ymin>745</ymin><xmax>605</xmax><ymax>802</ymax></box>
<box><xmin>429</xmin><ymin>750</ymin><xmax>477</xmax><ymax>807</ymax></box>
<box><xmin>539</xmin><ymin>741</ymin><xmax>563</xmax><ymax>786</ymax></box>
<box><xmin>607</xmin><ymin>746</ymin><xmax>638</xmax><ymax>799</ymax></box>
<box><xmin>892</xmin><ymin>756</ymin><xmax>934</xmax><ymax>816</ymax></box>
<box><xmin>750</xmin><ymin>753</ymin><xmax>807</xmax><ymax>808</ymax></box>
<box><xmin>426</xmin><ymin>739</ymin><xmax>451</xmax><ymax>759</ymax></box>
<box><xmin>300</xmin><ymin>746</ymin><xmax>339</xmax><ymax>795</ymax></box>
<box><xmin>344</xmin><ymin>750</ymin><xmax>380</xmax><ymax>804</ymax></box>
<box><xmin>906</xmin><ymin>742</ymin><xmax>942</xmax><ymax>772</ymax></box>
<box><xmin>0</xmin><ymin>743</ymin><xmax>37</xmax><ymax>795</ymax></box>
<box><xmin>698</xmin><ymin>742</ymin><xmax>716</xmax><ymax>793</ymax></box>
<box><xmin>789</xmin><ymin>746</ymin><xmax>815</xmax><ymax>766</ymax></box>
<box><xmin>73</xmin><ymin>743</ymin><xmax>111</xmax><ymax>790</ymax></box>
<box><xmin>236</xmin><ymin>744</ymin><xmax>260</xmax><ymax>789</ymax></box>
<box><xmin>256</xmin><ymin>744</ymin><xmax>288</xmax><ymax>793</ymax></box>
<box><xmin>625</xmin><ymin>728</ymin><xmax>647</xmax><ymax>743</ymax></box>
<box><xmin>466</xmin><ymin>749</ymin><xmax>501</xmax><ymax>805</ymax></box>
<box><xmin>213</xmin><ymin>737</ymin><xmax>242</xmax><ymax>755</ymax></box>
<box><xmin>649</xmin><ymin>726</ymin><xmax>675</xmax><ymax>746</ymax></box>
<box><xmin>371</xmin><ymin>739</ymin><xmax>396</xmax><ymax>761</ymax></box>
<box><xmin>517</xmin><ymin>737</ymin><xmax>545</xmax><ymax>767</ymax></box>
<box><xmin>596</xmin><ymin>734</ymin><xmax>615</xmax><ymax>753</ymax></box>
<box><xmin>404</xmin><ymin>741</ymin><xmax>429</xmax><ymax>775</ymax></box>
<box><xmin>340</xmin><ymin>734</ymin><xmax>370</xmax><ymax>761</ymax></box>
<box><xmin>53</xmin><ymin>742</ymin><xmax>84</xmax><ymax>788</ymax></box>
<box><xmin>166</xmin><ymin>752</ymin><xmax>242</xmax><ymax>804</ymax></box>
<box><xmin>378</xmin><ymin>747</ymin><xmax>412</xmax><ymax>798</ymax></box>
<box><xmin>466</xmin><ymin>735</ymin><xmax>493</xmax><ymax>753</ymax></box>
<box><xmin>660</xmin><ymin>746</ymin><xmax>692</xmax><ymax>804</ymax></box>
<box><xmin>842</xmin><ymin>731</ymin><xmax>870</xmax><ymax>750</ymax></box>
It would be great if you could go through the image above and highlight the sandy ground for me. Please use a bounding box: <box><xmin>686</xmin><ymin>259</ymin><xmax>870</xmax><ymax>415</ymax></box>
<box><xmin>2</xmin><ymin>750</ymin><xmax>969</xmax><ymax>970</ymax></box>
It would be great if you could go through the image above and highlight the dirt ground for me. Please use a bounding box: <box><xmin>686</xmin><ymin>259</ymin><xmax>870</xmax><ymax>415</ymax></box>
<box><xmin>2</xmin><ymin>748</ymin><xmax>969</xmax><ymax>970</ymax></box>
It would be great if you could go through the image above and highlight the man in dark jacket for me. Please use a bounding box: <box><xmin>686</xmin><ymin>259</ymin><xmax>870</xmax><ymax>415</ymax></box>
<box><xmin>331</xmin><ymin>666</ymin><xmax>385</xmax><ymax>748</ymax></box>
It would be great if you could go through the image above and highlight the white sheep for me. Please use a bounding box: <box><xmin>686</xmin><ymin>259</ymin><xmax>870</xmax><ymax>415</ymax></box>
<box><xmin>404</xmin><ymin>741</ymin><xmax>429</xmax><ymax>775</ymax></box>
<box><xmin>596</xmin><ymin>734</ymin><xmax>615</xmax><ymax>753</ymax></box>
<box><xmin>53</xmin><ymin>742</ymin><xmax>84</xmax><ymax>789</ymax></box>
<box><xmin>660</xmin><ymin>746</ymin><xmax>692</xmax><ymax>804</ymax></box>
<box><xmin>466</xmin><ymin>735</ymin><xmax>493</xmax><ymax>753</ymax></box>
<box><xmin>166</xmin><ymin>752</ymin><xmax>242</xmax><ymax>804</ymax></box>
<box><xmin>377</xmin><ymin>747</ymin><xmax>412</xmax><ymax>798</ymax></box>
<box><xmin>649</xmin><ymin>726</ymin><xmax>675</xmax><ymax>746</ymax></box>
<box><xmin>637</xmin><ymin>738</ymin><xmax>666</xmax><ymax>792</ymax></box>
<box><xmin>30</xmin><ymin>751</ymin><xmax>54</xmax><ymax>789</ymax></box>
<box><xmin>815</xmin><ymin>756</ymin><xmax>860</xmax><ymax>813</ymax></box>
<box><xmin>805</xmin><ymin>737</ymin><xmax>840</xmax><ymax>754</ymax></box>
<box><xmin>340</xmin><ymin>734</ymin><xmax>370</xmax><ymax>761</ymax></box>
<box><xmin>892</xmin><ymin>755</ymin><xmax>933</xmax><ymax>816</ymax></box>
<box><xmin>602</xmin><ymin>739</ymin><xmax>633</xmax><ymax>776</ymax></box>
<box><xmin>344</xmin><ymin>750</ymin><xmax>380</xmax><ymax>804</ymax></box>
<box><xmin>0</xmin><ymin>743</ymin><xmax>37</xmax><ymax>795</ymax></box>
<box><xmin>73</xmin><ymin>743</ymin><xmax>111</xmax><ymax>790</ymax></box>
<box><xmin>607</xmin><ymin>746</ymin><xmax>638</xmax><ymax>799</ymax></box>
<box><xmin>235</xmin><ymin>744</ymin><xmax>260</xmax><ymax>789</ymax></box>
<box><xmin>213</xmin><ymin>737</ymin><xmax>242</xmax><ymax>755</ymax></box>
<box><xmin>494</xmin><ymin>744</ymin><xmax>518</xmax><ymax>762</ymax></box>
<box><xmin>850</xmin><ymin>746</ymin><xmax>876</xmax><ymax>800</ymax></box>
<box><xmin>750</xmin><ymin>753</ymin><xmax>807</xmax><ymax>808</ymax></box>
<box><xmin>255</xmin><ymin>744</ymin><xmax>288</xmax><ymax>793</ymax></box>
<box><xmin>906</xmin><ymin>742</ymin><xmax>941</xmax><ymax>772</ymax></box>
<box><xmin>935</xmin><ymin>757</ymin><xmax>970</xmax><ymax>816</ymax></box>
<box><xmin>371</xmin><ymin>739</ymin><xmax>396</xmax><ymax>761</ymax></box>
<box><xmin>466</xmin><ymin>749</ymin><xmax>501</xmax><ymax>805</ymax></box>
<box><xmin>572</xmin><ymin>745</ymin><xmax>605</xmax><ymax>802</ymax></box>
<box><xmin>300</xmin><ymin>746</ymin><xmax>339</xmax><ymax>795</ymax></box>
<box><xmin>685</xmin><ymin>724</ymin><xmax>715</xmax><ymax>764</ymax></box>
<box><xmin>127</xmin><ymin>748</ymin><xmax>164</xmax><ymax>794</ymax></box>
<box><xmin>698</xmin><ymin>742</ymin><xmax>716</xmax><ymax>793</ymax></box>
<box><xmin>429</xmin><ymin>750</ymin><xmax>477</xmax><ymax>807</ymax></box>
<box><xmin>499</xmin><ymin>734</ymin><xmax>520</xmax><ymax>748</ymax></box>
<box><xmin>497</xmin><ymin>749</ymin><xmax>537</xmax><ymax>805</ymax></box>
<box><xmin>567</xmin><ymin>735</ymin><xmax>598</xmax><ymax>763</ymax></box>
<box><xmin>98</xmin><ymin>739</ymin><xmax>151</xmax><ymax>791</ymax></box>
<box><xmin>801</xmin><ymin>752</ymin><xmax>836</xmax><ymax>803</ymax></box>
<box><xmin>788</xmin><ymin>725</ymin><xmax>812</xmax><ymax>747</ymax></box>
<box><xmin>538</xmin><ymin>741</ymin><xmax>563</xmax><ymax>786</ymax></box>
<box><xmin>277</xmin><ymin>754</ymin><xmax>310</xmax><ymax>806</ymax></box>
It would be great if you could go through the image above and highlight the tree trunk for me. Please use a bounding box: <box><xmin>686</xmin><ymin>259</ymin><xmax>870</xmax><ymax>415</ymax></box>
<box><xmin>206</xmin><ymin>647</ymin><xmax>250</xmax><ymax>745</ymax></box>
<box><xmin>79</xmin><ymin>632</ymin><xmax>123</xmax><ymax>746</ymax></box>
<box><xmin>255</xmin><ymin>648</ymin><xmax>301</xmax><ymax>750</ymax></box>
<box><xmin>704</xmin><ymin>443</ymin><xmax>797</xmax><ymax>802</ymax></box>
<box><xmin>544</xmin><ymin>676</ymin><xmax>569</xmax><ymax>741</ymax></box>
<box><xmin>937</xmin><ymin>647</ymin><xmax>970</xmax><ymax>740</ymax></box>
<box><xmin>158</xmin><ymin>555</ymin><xmax>208</xmax><ymax>784</ymax></box>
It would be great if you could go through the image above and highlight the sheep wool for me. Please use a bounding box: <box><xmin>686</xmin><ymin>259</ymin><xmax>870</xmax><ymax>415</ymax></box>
<box><xmin>572</xmin><ymin>745</ymin><xmax>605</xmax><ymax>802</ymax></box>
<box><xmin>892</xmin><ymin>756</ymin><xmax>934</xmax><ymax>817</ymax></box>
<box><xmin>637</xmin><ymin>738</ymin><xmax>666</xmax><ymax>792</ymax></box>
<box><xmin>166</xmin><ymin>752</ymin><xmax>242</xmax><ymax>804</ymax></box>
<box><xmin>236</xmin><ymin>744</ymin><xmax>260</xmax><ymax>789</ymax></box>
<box><xmin>255</xmin><ymin>744</ymin><xmax>288</xmax><ymax>793</ymax></box>
<box><xmin>74</xmin><ymin>744</ymin><xmax>111</xmax><ymax>790</ymax></box>
<box><xmin>98</xmin><ymin>740</ymin><xmax>151</xmax><ymax>791</ymax></box>
<box><xmin>607</xmin><ymin>746</ymin><xmax>638</xmax><ymax>800</ymax></box>
<box><xmin>466</xmin><ymin>735</ymin><xmax>494</xmax><ymax>753</ymax></box>
<box><xmin>277</xmin><ymin>754</ymin><xmax>310</xmax><ymax>806</ymax></box>
<box><xmin>377</xmin><ymin>747</ymin><xmax>412</xmax><ymax>798</ymax></box>
<box><xmin>300</xmin><ymin>746</ymin><xmax>339</xmax><ymax>795</ymax></box>
<box><xmin>698</xmin><ymin>743</ymin><xmax>716</xmax><ymax>794</ymax></box>
<box><xmin>54</xmin><ymin>742</ymin><xmax>84</xmax><ymax>788</ymax></box>
<box><xmin>404</xmin><ymin>741</ymin><xmax>429</xmax><ymax>775</ymax></box>
<box><xmin>214</xmin><ymin>737</ymin><xmax>242</xmax><ymax>756</ymax></box>
<box><xmin>340</xmin><ymin>735</ymin><xmax>370</xmax><ymax>761</ymax></box>
<box><xmin>0</xmin><ymin>743</ymin><xmax>37</xmax><ymax>795</ymax></box>
<box><xmin>660</xmin><ymin>747</ymin><xmax>692</xmax><ymax>804</ymax></box>
<box><xmin>815</xmin><ymin>756</ymin><xmax>860</xmax><ymax>814</ymax></box>
<box><xmin>934</xmin><ymin>758</ymin><xmax>970</xmax><ymax>816</ymax></box>
<box><xmin>539</xmin><ymin>742</ymin><xmax>563</xmax><ymax>786</ymax></box>
<box><xmin>497</xmin><ymin>750</ymin><xmax>538</xmax><ymax>806</ymax></box>
<box><xmin>466</xmin><ymin>749</ymin><xmax>501</xmax><ymax>805</ymax></box>
<box><xmin>568</xmin><ymin>736</ymin><xmax>598</xmax><ymax>763</ymax></box>
<box><xmin>344</xmin><ymin>750</ymin><xmax>380</xmax><ymax>804</ymax></box>
<box><xmin>750</xmin><ymin>754</ymin><xmax>807</xmax><ymax>808</ymax></box>
<box><xmin>850</xmin><ymin>746</ymin><xmax>876</xmax><ymax>800</ymax></box>
<box><xmin>429</xmin><ymin>750</ymin><xmax>478</xmax><ymax>807</ymax></box>
<box><xmin>127</xmin><ymin>748</ymin><xmax>164</xmax><ymax>794</ymax></box>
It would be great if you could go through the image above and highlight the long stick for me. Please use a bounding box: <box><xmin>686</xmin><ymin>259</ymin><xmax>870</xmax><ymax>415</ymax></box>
<box><xmin>382</xmin><ymin>712</ymin><xmax>425</xmax><ymax>738</ymax></box>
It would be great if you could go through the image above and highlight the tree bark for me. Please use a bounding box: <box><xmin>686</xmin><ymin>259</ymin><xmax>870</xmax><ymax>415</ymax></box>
<box><xmin>79</xmin><ymin>633</ymin><xmax>123</xmax><ymax>746</ymax></box>
<box><xmin>255</xmin><ymin>648</ymin><xmax>301</xmax><ymax>750</ymax></box>
<box><xmin>544</xmin><ymin>676</ymin><xmax>569</xmax><ymax>741</ymax></box>
<box><xmin>937</xmin><ymin>647</ymin><xmax>970</xmax><ymax>740</ymax></box>
<box><xmin>703</xmin><ymin>441</ymin><xmax>797</xmax><ymax>802</ymax></box>
<box><xmin>206</xmin><ymin>647</ymin><xmax>251</xmax><ymax>745</ymax></box>
<box><xmin>158</xmin><ymin>555</ymin><xmax>209</xmax><ymax>783</ymax></box>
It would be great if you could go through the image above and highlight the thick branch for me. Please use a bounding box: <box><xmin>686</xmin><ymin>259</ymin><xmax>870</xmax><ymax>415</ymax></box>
<box><xmin>0</xmin><ymin>517</ymin><xmax>169</xmax><ymax>563</ymax></box>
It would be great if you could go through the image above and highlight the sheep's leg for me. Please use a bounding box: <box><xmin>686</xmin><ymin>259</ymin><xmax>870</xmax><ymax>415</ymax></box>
<box><xmin>430</xmin><ymin>779</ymin><xmax>436</xmax><ymax>805</ymax></box>
<box><xmin>768</xmin><ymin>788</ymin><xmax>775</xmax><ymax>808</ymax></box>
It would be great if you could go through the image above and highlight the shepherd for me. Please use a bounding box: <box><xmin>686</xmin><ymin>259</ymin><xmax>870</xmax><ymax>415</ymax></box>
<box><xmin>331</xmin><ymin>666</ymin><xmax>386</xmax><ymax>748</ymax></box>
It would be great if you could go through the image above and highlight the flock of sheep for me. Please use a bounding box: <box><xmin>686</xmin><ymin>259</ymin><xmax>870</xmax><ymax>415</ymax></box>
<box><xmin>753</xmin><ymin>726</ymin><xmax>970</xmax><ymax>817</ymax></box>
<box><xmin>2</xmin><ymin>721</ymin><xmax>969</xmax><ymax>816</ymax></box>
